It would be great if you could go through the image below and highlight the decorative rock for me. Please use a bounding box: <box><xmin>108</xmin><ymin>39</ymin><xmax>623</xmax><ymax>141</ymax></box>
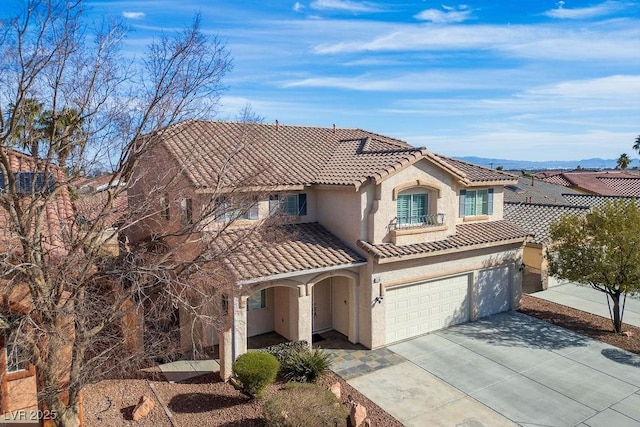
<box><xmin>623</xmin><ymin>331</ymin><xmax>633</xmax><ymax>337</ymax></box>
<box><xmin>132</xmin><ymin>395</ymin><xmax>155</xmax><ymax>421</ymax></box>
<box><xmin>330</xmin><ymin>382</ymin><xmax>341</xmax><ymax>399</ymax></box>
<box><xmin>364</xmin><ymin>418</ymin><xmax>372</xmax><ymax>427</ymax></box>
<box><xmin>350</xmin><ymin>403</ymin><xmax>367</xmax><ymax>427</ymax></box>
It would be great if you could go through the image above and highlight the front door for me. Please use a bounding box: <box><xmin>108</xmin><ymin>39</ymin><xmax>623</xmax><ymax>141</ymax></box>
<box><xmin>312</xmin><ymin>280</ymin><xmax>332</xmax><ymax>332</ymax></box>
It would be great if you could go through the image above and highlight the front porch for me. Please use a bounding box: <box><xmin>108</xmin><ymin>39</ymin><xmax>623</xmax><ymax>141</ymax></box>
<box><xmin>218</xmin><ymin>271</ymin><xmax>362</xmax><ymax>380</ymax></box>
<box><xmin>248</xmin><ymin>330</ymin><xmax>404</xmax><ymax>381</ymax></box>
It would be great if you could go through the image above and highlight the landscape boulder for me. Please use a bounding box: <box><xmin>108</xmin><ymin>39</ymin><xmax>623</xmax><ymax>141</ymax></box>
<box><xmin>330</xmin><ymin>382</ymin><xmax>341</xmax><ymax>399</ymax></box>
<box><xmin>132</xmin><ymin>395</ymin><xmax>155</xmax><ymax>421</ymax></box>
<box><xmin>350</xmin><ymin>403</ymin><xmax>367</xmax><ymax>427</ymax></box>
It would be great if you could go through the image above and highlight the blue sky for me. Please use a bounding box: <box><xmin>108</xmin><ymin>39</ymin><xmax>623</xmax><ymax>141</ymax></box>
<box><xmin>11</xmin><ymin>1</ymin><xmax>640</xmax><ymax>161</ymax></box>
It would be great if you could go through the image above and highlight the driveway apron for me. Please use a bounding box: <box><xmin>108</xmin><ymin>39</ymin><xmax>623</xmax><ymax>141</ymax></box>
<box><xmin>330</xmin><ymin>311</ymin><xmax>640</xmax><ymax>427</ymax></box>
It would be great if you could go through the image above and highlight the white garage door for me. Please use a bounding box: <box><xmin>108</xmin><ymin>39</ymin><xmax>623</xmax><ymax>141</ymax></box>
<box><xmin>385</xmin><ymin>275</ymin><xmax>470</xmax><ymax>344</ymax></box>
<box><xmin>477</xmin><ymin>265</ymin><xmax>511</xmax><ymax>318</ymax></box>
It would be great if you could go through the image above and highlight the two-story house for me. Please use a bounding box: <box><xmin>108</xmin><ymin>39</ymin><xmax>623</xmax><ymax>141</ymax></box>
<box><xmin>0</xmin><ymin>149</ymin><xmax>75</xmax><ymax>421</ymax></box>
<box><xmin>126</xmin><ymin>120</ymin><xmax>531</xmax><ymax>379</ymax></box>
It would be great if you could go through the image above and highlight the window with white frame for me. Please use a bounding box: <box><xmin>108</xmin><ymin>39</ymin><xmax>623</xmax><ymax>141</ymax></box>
<box><xmin>459</xmin><ymin>189</ymin><xmax>494</xmax><ymax>217</ymax></box>
<box><xmin>269</xmin><ymin>194</ymin><xmax>307</xmax><ymax>216</ymax></box>
<box><xmin>216</xmin><ymin>197</ymin><xmax>259</xmax><ymax>222</ymax></box>
<box><xmin>397</xmin><ymin>193</ymin><xmax>428</xmax><ymax>225</ymax></box>
<box><xmin>180</xmin><ymin>198</ymin><xmax>193</xmax><ymax>225</ymax></box>
<box><xmin>160</xmin><ymin>194</ymin><xmax>170</xmax><ymax>220</ymax></box>
<box><xmin>247</xmin><ymin>289</ymin><xmax>266</xmax><ymax>311</ymax></box>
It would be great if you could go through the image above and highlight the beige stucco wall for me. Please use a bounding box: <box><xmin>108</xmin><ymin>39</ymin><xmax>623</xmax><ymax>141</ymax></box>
<box><xmin>6</xmin><ymin>376</ymin><xmax>37</xmax><ymax>412</ymax></box>
<box><xmin>358</xmin><ymin>244</ymin><xmax>523</xmax><ymax>348</ymax></box>
<box><xmin>273</xmin><ymin>287</ymin><xmax>292</xmax><ymax>339</ymax></box>
<box><xmin>316</xmin><ymin>187</ymin><xmax>366</xmax><ymax>247</ymax></box>
<box><xmin>373</xmin><ymin>160</ymin><xmax>458</xmax><ymax>244</ymax></box>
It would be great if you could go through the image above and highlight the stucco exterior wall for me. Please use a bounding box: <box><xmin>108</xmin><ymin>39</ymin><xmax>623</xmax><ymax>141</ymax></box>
<box><xmin>373</xmin><ymin>159</ymin><xmax>458</xmax><ymax>244</ymax></box>
<box><xmin>6</xmin><ymin>377</ymin><xmax>37</xmax><ymax>412</ymax></box>
<box><xmin>316</xmin><ymin>187</ymin><xmax>365</xmax><ymax>247</ymax></box>
<box><xmin>361</xmin><ymin>244</ymin><xmax>524</xmax><ymax>348</ymax></box>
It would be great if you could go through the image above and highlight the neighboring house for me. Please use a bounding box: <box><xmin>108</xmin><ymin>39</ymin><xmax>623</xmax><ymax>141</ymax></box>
<box><xmin>74</xmin><ymin>174</ymin><xmax>127</xmax><ymax>255</ymax></box>
<box><xmin>504</xmin><ymin>202</ymin><xmax>589</xmax><ymax>292</ymax></box>
<box><xmin>535</xmin><ymin>170</ymin><xmax>640</xmax><ymax>196</ymax></box>
<box><xmin>504</xmin><ymin>176</ymin><xmax>640</xmax><ymax>292</ymax></box>
<box><xmin>0</xmin><ymin>150</ymin><xmax>75</xmax><ymax>421</ymax></box>
<box><xmin>127</xmin><ymin>120</ymin><xmax>531</xmax><ymax>380</ymax></box>
<box><xmin>504</xmin><ymin>175</ymin><xmax>585</xmax><ymax>205</ymax></box>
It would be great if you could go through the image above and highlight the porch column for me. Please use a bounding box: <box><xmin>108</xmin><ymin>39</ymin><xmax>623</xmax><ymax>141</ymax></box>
<box><xmin>233</xmin><ymin>296</ymin><xmax>248</xmax><ymax>358</ymax></box>
<box><xmin>294</xmin><ymin>286</ymin><xmax>312</xmax><ymax>347</ymax></box>
<box><xmin>218</xmin><ymin>324</ymin><xmax>233</xmax><ymax>381</ymax></box>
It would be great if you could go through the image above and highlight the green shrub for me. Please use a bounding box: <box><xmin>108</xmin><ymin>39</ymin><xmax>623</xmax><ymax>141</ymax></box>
<box><xmin>232</xmin><ymin>352</ymin><xmax>279</xmax><ymax>398</ymax></box>
<box><xmin>281</xmin><ymin>347</ymin><xmax>331</xmax><ymax>383</ymax></box>
<box><xmin>263</xmin><ymin>382</ymin><xmax>346</xmax><ymax>427</ymax></box>
<box><xmin>263</xmin><ymin>340</ymin><xmax>308</xmax><ymax>364</ymax></box>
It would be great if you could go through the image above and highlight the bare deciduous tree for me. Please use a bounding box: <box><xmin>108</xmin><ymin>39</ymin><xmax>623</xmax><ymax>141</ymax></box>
<box><xmin>0</xmin><ymin>1</ymin><xmax>268</xmax><ymax>426</ymax></box>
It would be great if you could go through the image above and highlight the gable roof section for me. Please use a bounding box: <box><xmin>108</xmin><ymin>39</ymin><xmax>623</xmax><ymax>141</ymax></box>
<box><xmin>504</xmin><ymin>202</ymin><xmax>589</xmax><ymax>245</ymax></box>
<box><xmin>536</xmin><ymin>171</ymin><xmax>640</xmax><ymax>196</ymax></box>
<box><xmin>153</xmin><ymin>120</ymin><xmax>517</xmax><ymax>191</ymax></box>
<box><xmin>562</xmin><ymin>194</ymin><xmax>640</xmax><ymax>210</ymax></box>
<box><xmin>357</xmin><ymin>220</ymin><xmax>530</xmax><ymax>263</ymax></box>
<box><xmin>209</xmin><ymin>222</ymin><xmax>366</xmax><ymax>284</ymax></box>
<box><xmin>431</xmin><ymin>154</ymin><xmax>518</xmax><ymax>185</ymax></box>
<box><xmin>504</xmin><ymin>176</ymin><xmax>584</xmax><ymax>205</ymax></box>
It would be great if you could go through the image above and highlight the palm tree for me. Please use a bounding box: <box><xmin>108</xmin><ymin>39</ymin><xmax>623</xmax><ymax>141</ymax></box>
<box><xmin>8</xmin><ymin>98</ymin><xmax>45</xmax><ymax>157</ymax></box>
<box><xmin>634</xmin><ymin>135</ymin><xmax>640</xmax><ymax>155</ymax></box>
<box><xmin>41</xmin><ymin>107</ymin><xmax>84</xmax><ymax>169</ymax></box>
<box><xmin>617</xmin><ymin>153</ymin><xmax>631</xmax><ymax>170</ymax></box>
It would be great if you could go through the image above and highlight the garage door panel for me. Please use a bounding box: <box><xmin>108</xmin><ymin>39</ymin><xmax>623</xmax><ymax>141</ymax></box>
<box><xmin>386</xmin><ymin>275</ymin><xmax>470</xmax><ymax>344</ymax></box>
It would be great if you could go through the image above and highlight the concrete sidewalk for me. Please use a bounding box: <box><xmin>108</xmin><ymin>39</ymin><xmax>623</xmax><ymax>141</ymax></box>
<box><xmin>533</xmin><ymin>283</ymin><xmax>640</xmax><ymax>328</ymax></box>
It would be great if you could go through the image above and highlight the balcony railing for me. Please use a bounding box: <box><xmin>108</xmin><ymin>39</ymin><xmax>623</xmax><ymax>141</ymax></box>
<box><xmin>394</xmin><ymin>213</ymin><xmax>445</xmax><ymax>230</ymax></box>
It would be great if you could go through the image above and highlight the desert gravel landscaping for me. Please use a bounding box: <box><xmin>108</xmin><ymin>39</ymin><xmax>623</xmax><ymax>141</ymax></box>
<box><xmin>83</xmin><ymin>294</ymin><xmax>639</xmax><ymax>426</ymax></box>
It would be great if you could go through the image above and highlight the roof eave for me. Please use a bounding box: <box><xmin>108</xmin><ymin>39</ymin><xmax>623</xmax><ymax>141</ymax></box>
<box><xmin>367</xmin><ymin>236</ymin><xmax>531</xmax><ymax>265</ymax></box>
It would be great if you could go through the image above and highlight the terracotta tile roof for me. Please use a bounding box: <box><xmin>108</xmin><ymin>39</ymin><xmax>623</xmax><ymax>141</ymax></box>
<box><xmin>208</xmin><ymin>222</ymin><xmax>365</xmax><ymax>283</ymax></box>
<box><xmin>504</xmin><ymin>202</ymin><xmax>589</xmax><ymax>245</ymax></box>
<box><xmin>74</xmin><ymin>190</ymin><xmax>128</xmax><ymax>227</ymax></box>
<box><xmin>536</xmin><ymin>171</ymin><xmax>640</xmax><ymax>196</ymax></box>
<box><xmin>357</xmin><ymin>220</ymin><xmax>530</xmax><ymax>261</ymax></box>
<box><xmin>596</xmin><ymin>177</ymin><xmax>640</xmax><ymax>196</ymax></box>
<box><xmin>562</xmin><ymin>194</ymin><xmax>640</xmax><ymax>210</ymax></box>
<box><xmin>431</xmin><ymin>154</ymin><xmax>518</xmax><ymax>184</ymax></box>
<box><xmin>152</xmin><ymin>120</ymin><xmax>516</xmax><ymax>190</ymax></box>
<box><xmin>504</xmin><ymin>176</ymin><xmax>584</xmax><ymax>205</ymax></box>
<box><xmin>0</xmin><ymin>150</ymin><xmax>74</xmax><ymax>255</ymax></box>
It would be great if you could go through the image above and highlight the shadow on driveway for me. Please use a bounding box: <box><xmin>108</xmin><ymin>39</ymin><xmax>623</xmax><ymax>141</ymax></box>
<box><xmin>442</xmin><ymin>312</ymin><xmax>591</xmax><ymax>351</ymax></box>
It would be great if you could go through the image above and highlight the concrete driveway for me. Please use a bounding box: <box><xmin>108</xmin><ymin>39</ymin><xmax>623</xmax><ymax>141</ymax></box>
<box><xmin>340</xmin><ymin>312</ymin><xmax>640</xmax><ymax>427</ymax></box>
<box><xmin>533</xmin><ymin>282</ymin><xmax>640</xmax><ymax>328</ymax></box>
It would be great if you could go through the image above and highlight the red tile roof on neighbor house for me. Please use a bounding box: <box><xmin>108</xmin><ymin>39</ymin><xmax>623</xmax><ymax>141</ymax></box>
<box><xmin>358</xmin><ymin>220</ymin><xmax>531</xmax><ymax>262</ymax></box>
<box><xmin>152</xmin><ymin>120</ymin><xmax>517</xmax><ymax>191</ymax></box>
<box><xmin>0</xmin><ymin>150</ymin><xmax>74</xmax><ymax>255</ymax></box>
<box><xmin>535</xmin><ymin>170</ymin><xmax>640</xmax><ymax>196</ymax></box>
<box><xmin>208</xmin><ymin>222</ymin><xmax>366</xmax><ymax>284</ymax></box>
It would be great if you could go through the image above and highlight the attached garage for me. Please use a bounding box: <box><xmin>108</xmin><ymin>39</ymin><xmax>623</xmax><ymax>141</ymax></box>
<box><xmin>477</xmin><ymin>265</ymin><xmax>511</xmax><ymax>319</ymax></box>
<box><xmin>385</xmin><ymin>275</ymin><xmax>470</xmax><ymax>344</ymax></box>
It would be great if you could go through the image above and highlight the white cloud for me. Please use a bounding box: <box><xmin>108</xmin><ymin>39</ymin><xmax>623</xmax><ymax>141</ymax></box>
<box><xmin>311</xmin><ymin>21</ymin><xmax>640</xmax><ymax>62</ymax></box>
<box><xmin>293</xmin><ymin>2</ymin><xmax>304</xmax><ymax>12</ymax></box>
<box><xmin>524</xmin><ymin>75</ymin><xmax>640</xmax><ymax>98</ymax></box>
<box><xmin>544</xmin><ymin>1</ymin><xmax>626</xmax><ymax>19</ymax></box>
<box><xmin>310</xmin><ymin>0</ymin><xmax>381</xmax><ymax>13</ymax></box>
<box><xmin>415</xmin><ymin>5</ymin><xmax>472</xmax><ymax>23</ymax></box>
<box><xmin>122</xmin><ymin>11</ymin><xmax>145</xmax><ymax>19</ymax></box>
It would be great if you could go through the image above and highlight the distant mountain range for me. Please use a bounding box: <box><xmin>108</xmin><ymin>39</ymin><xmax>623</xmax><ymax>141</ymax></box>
<box><xmin>456</xmin><ymin>156</ymin><xmax>638</xmax><ymax>171</ymax></box>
